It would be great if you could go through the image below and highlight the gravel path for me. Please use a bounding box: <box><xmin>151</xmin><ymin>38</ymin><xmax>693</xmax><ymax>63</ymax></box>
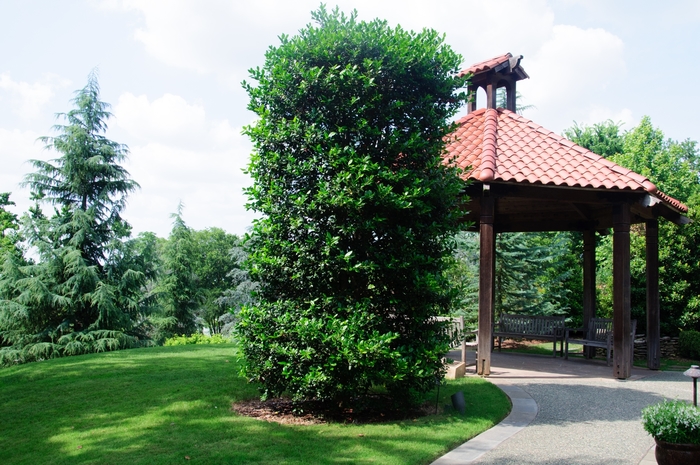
<box><xmin>454</xmin><ymin>352</ymin><xmax>691</xmax><ymax>465</ymax></box>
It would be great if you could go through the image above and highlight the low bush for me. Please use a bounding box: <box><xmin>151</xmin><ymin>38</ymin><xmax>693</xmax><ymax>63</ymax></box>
<box><xmin>163</xmin><ymin>333</ymin><xmax>230</xmax><ymax>346</ymax></box>
<box><xmin>642</xmin><ymin>400</ymin><xmax>700</xmax><ymax>444</ymax></box>
<box><xmin>679</xmin><ymin>330</ymin><xmax>700</xmax><ymax>360</ymax></box>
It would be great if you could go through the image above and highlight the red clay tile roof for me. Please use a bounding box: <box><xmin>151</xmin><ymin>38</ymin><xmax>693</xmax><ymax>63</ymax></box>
<box><xmin>444</xmin><ymin>108</ymin><xmax>688</xmax><ymax>213</ymax></box>
<box><xmin>458</xmin><ymin>53</ymin><xmax>513</xmax><ymax>77</ymax></box>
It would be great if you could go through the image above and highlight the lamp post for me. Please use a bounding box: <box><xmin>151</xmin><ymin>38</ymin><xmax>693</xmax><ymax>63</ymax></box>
<box><xmin>683</xmin><ymin>365</ymin><xmax>700</xmax><ymax>407</ymax></box>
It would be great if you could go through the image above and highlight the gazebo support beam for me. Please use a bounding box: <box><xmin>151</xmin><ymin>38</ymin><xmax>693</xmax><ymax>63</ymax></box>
<box><xmin>477</xmin><ymin>193</ymin><xmax>495</xmax><ymax>376</ymax></box>
<box><xmin>583</xmin><ymin>230</ymin><xmax>596</xmax><ymax>359</ymax></box>
<box><xmin>646</xmin><ymin>220</ymin><xmax>660</xmax><ymax>370</ymax></box>
<box><xmin>613</xmin><ymin>203</ymin><xmax>632</xmax><ymax>379</ymax></box>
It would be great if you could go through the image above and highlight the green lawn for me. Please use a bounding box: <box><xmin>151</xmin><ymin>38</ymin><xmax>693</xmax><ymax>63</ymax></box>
<box><xmin>0</xmin><ymin>344</ymin><xmax>510</xmax><ymax>465</ymax></box>
<box><xmin>497</xmin><ymin>340</ymin><xmax>582</xmax><ymax>357</ymax></box>
<box><xmin>498</xmin><ymin>340</ymin><xmax>700</xmax><ymax>369</ymax></box>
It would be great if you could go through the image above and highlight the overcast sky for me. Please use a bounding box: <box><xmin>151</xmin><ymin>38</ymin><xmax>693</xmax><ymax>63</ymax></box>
<box><xmin>1</xmin><ymin>0</ymin><xmax>699</xmax><ymax>238</ymax></box>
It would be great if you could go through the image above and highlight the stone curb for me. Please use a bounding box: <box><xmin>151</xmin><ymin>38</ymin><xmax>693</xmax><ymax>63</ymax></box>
<box><xmin>430</xmin><ymin>382</ymin><xmax>537</xmax><ymax>464</ymax></box>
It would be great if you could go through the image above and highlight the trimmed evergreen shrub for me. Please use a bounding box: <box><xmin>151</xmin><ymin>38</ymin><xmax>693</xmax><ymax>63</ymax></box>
<box><xmin>238</xmin><ymin>6</ymin><xmax>467</xmax><ymax>408</ymax></box>
<box><xmin>679</xmin><ymin>330</ymin><xmax>700</xmax><ymax>360</ymax></box>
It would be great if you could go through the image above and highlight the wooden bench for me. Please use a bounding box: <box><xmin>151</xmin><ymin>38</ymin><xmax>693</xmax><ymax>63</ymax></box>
<box><xmin>493</xmin><ymin>313</ymin><xmax>566</xmax><ymax>357</ymax></box>
<box><xmin>564</xmin><ymin>318</ymin><xmax>637</xmax><ymax>366</ymax></box>
<box><xmin>435</xmin><ymin>316</ymin><xmax>468</xmax><ymax>364</ymax></box>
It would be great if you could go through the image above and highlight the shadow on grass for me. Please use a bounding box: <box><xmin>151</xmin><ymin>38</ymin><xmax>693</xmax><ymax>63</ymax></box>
<box><xmin>0</xmin><ymin>345</ymin><xmax>509</xmax><ymax>465</ymax></box>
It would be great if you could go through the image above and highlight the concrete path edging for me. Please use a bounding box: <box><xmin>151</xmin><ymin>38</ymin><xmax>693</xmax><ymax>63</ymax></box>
<box><xmin>430</xmin><ymin>383</ymin><xmax>537</xmax><ymax>465</ymax></box>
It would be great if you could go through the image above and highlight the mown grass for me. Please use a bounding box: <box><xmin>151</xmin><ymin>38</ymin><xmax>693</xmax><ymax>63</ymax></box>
<box><xmin>499</xmin><ymin>340</ymin><xmax>700</xmax><ymax>369</ymax></box>
<box><xmin>0</xmin><ymin>344</ymin><xmax>510</xmax><ymax>465</ymax></box>
<box><xmin>633</xmin><ymin>357</ymin><xmax>700</xmax><ymax>371</ymax></box>
<box><xmin>498</xmin><ymin>340</ymin><xmax>582</xmax><ymax>357</ymax></box>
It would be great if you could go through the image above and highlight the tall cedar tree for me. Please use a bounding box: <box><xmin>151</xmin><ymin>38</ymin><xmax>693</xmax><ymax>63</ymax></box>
<box><xmin>0</xmin><ymin>72</ymin><xmax>151</xmax><ymax>364</ymax></box>
<box><xmin>238</xmin><ymin>7</ymin><xmax>468</xmax><ymax>407</ymax></box>
<box><xmin>0</xmin><ymin>193</ymin><xmax>21</xmax><ymax>260</ymax></box>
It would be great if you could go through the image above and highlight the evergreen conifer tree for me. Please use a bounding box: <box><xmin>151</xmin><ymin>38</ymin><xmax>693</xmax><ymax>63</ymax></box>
<box><xmin>0</xmin><ymin>72</ymin><xmax>153</xmax><ymax>365</ymax></box>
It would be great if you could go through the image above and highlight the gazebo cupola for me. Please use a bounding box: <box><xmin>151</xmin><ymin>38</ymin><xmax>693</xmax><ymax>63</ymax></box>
<box><xmin>461</xmin><ymin>53</ymin><xmax>529</xmax><ymax>113</ymax></box>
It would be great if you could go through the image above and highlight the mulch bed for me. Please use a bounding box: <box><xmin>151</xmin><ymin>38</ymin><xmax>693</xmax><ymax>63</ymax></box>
<box><xmin>232</xmin><ymin>396</ymin><xmax>437</xmax><ymax>425</ymax></box>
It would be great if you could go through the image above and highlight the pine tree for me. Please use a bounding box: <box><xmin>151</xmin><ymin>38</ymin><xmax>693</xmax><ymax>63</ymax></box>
<box><xmin>0</xmin><ymin>72</ymin><xmax>152</xmax><ymax>365</ymax></box>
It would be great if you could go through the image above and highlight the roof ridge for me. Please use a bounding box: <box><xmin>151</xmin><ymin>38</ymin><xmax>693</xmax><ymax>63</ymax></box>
<box><xmin>479</xmin><ymin>108</ymin><xmax>498</xmax><ymax>182</ymax></box>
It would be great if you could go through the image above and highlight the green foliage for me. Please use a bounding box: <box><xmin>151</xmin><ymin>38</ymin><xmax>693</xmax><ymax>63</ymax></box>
<box><xmin>190</xmin><ymin>227</ymin><xmax>241</xmax><ymax>333</ymax></box>
<box><xmin>679</xmin><ymin>331</ymin><xmax>700</xmax><ymax>360</ymax></box>
<box><xmin>448</xmin><ymin>231</ymin><xmax>575</xmax><ymax>326</ymax></box>
<box><xmin>153</xmin><ymin>206</ymin><xmax>245</xmax><ymax>340</ymax></box>
<box><xmin>215</xmin><ymin>241</ymin><xmax>259</xmax><ymax>336</ymax></box>
<box><xmin>565</xmin><ymin>117</ymin><xmax>700</xmax><ymax>334</ymax></box>
<box><xmin>155</xmin><ymin>204</ymin><xmax>201</xmax><ymax>338</ymax></box>
<box><xmin>239</xmin><ymin>6</ymin><xmax>468</xmax><ymax>406</ymax></box>
<box><xmin>0</xmin><ymin>72</ymin><xmax>153</xmax><ymax>364</ymax></box>
<box><xmin>163</xmin><ymin>333</ymin><xmax>229</xmax><ymax>346</ymax></box>
<box><xmin>0</xmin><ymin>193</ymin><xmax>21</xmax><ymax>260</ymax></box>
<box><xmin>563</xmin><ymin>120</ymin><xmax>625</xmax><ymax>159</ymax></box>
<box><xmin>496</xmin><ymin>89</ymin><xmax>535</xmax><ymax>114</ymax></box>
<box><xmin>642</xmin><ymin>400</ymin><xmax>700</xmax><ymax>445</ymax></box>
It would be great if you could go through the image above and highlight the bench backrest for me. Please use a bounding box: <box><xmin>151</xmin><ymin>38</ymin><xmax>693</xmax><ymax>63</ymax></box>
<box><xmin>435</xmin><ymin>316</ymin><xmax>464</xmax><ymax>348</ymax></box>
<box><xmin>587</xmin><ymin>318</ymin><xmax>613</xmax><ymax>342</ymax></box>
<box><xmin>499</xmin><ymin>314</ymin><xmax>565</xmax><ymax>336</ymax></box>
<box><xmin>586</xmin><ymin>318</ymin><xmax>638</xmax><ymax>342</ymax></box>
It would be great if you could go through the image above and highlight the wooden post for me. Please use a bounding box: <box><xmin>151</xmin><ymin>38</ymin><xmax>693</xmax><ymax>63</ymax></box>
<box><xmin>646</xmin><ymin>220</ymin><xmax>660</xmax><ymax>370</ymax></box>
<box><xmin>486</xmin><ymin>82</ymin><xmax>498</xmax><ymax>109</ymax></box>
<box><xmin>506</xmin><ymin>81</ymin><xmax>516</xmax><ymax>112</ymax></box>
<box><xmin>477</xmin><ymin>191</ymin><xmax>495</xmax><ymax>376</ymax></box>
<box><xmin>467</xmin><ymin>85</ymin><xmax>477</xmax><ymax>114</ymax></box>
<box><xmin>613</xmin><ymin>204</ymin><xmax>632</xmax><ymax>379</ymax></box>
<box><xmin>583</xmin><ymin>230</ymin><xmax>597</xmax><ymax>358</ymax></box>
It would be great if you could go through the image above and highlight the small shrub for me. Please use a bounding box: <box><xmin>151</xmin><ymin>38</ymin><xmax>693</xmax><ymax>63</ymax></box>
<box><xmin>642</xmin><ymin>400</ymin><xmax>700</xmax><ymax>444</ymax></box>
<box><xmin>164</xmin><ymin>334</ymin><xmax>229</xmax><ymax>346</ymax></box>
<box><xmin>679</xmin><ymin>330</ymin><xmax>700</xmax><ymax>360</ymax></box>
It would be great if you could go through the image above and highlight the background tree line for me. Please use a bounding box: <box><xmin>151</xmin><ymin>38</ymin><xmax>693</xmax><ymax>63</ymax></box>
<box><xmin>0</xmin><ymin>74</ymin><xmax>253</xmax><ymax>366</ymax></box>
<box><xmin>2</xmin><ymin>67</ymin><xmax>699</xmax><ymax>373</ymax></box>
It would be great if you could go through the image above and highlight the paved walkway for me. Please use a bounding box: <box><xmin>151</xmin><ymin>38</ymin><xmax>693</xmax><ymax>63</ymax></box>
<box><xmin>433</xmin><ymin>351</ymin><xmax>692</xmax><ymax>464</ymax></box>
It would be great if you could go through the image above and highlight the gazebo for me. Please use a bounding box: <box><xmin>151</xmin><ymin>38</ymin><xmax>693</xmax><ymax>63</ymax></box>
<box><xmin>445</xmin><ymin>53</ymin><xmax>689</xmax><ymax>379</ymax></box>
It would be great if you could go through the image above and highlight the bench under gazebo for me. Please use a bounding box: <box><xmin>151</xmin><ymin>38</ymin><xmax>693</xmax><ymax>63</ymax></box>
<box><xmin>445</xmin><ymin>53</ymin><xmax>689</xmax><ymax>379</ymax></box>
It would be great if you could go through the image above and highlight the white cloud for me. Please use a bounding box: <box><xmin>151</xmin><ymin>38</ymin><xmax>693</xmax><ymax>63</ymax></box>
<box><xmin>0</xmin><ymin>73</ymin><xmax>69</xmax><ymax>120</ymax></box>
<box><xmin>518</xmin><ymin>24</ymin><xmax>626</xmax><ymax>132</ymax></box>
<box><xmin>114</xmin><ymin>92</ymin><xmax>207</xmax><ymax>146</ymax></box>
<box><xmin>123</xmin><ymin>140</ymin><xmax>255</xmax><ymax>237</ymax></box>
<box><xmin>104</xmin><ymin>0</ymin><xmax>310</xmax><ymax>84</ymax></box>
<box><xmin>0</xmin><ymin>128</ymin><xmax>44</xmax><ymax>218</ymax></box>
<box><xmin>112</xmin><ymin>91</ymin><xmax>255</xmax><ymax>236</ymax></box>
<box><xmin>106</xmin><ymin>0</ymin><xmax>555</xmax><ymax>78</ymax></box>
<box><xmin>96</xmin><ymin>0</ymin><xmax>634</xmax><ymax>233</ymax></box>
<box><xmin>584</xmin><ymin>106</ymin><xmax>635</xmax><ymax>129</ymax></box>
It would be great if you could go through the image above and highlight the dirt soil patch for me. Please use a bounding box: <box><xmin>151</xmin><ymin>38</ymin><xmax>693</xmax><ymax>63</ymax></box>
<box><xmin>232</xmin><ymin>396</ymin><xmax>438</xmax><ymax>425</ymax></box>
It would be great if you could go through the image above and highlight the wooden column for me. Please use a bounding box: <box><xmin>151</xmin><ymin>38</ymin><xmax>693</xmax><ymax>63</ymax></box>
<box><xmin>582</xmin><ymin>230</ymin><xmax>597</xmax><ymax>358</ymax></box>
<box><xmin>613</xmin><ymin>204</ymin><xmax>632</xmax><ymax>379</ymax></box>
<box><xmin>646</xmin><ymin>220</ymin><xmax>660</xmax><ymax>370</ymax></box>
<box><xmin>506</xmin><ymin>82</ymin><xmax>516</xmax><ymax>112</ymax></box>
<box><xmin>467</xmin><ymin>85</ymin><xmax>477</xmax><ymax>114</ymax></box>
<box><xmin>477</xmin><ymin>192</ymin><xmax>495</xmax><ymax>376</ymax></box>
<box><xmin>486</xmin><ymin>82</ymin><xmax>498</xmax><ymax>109</ymax></box>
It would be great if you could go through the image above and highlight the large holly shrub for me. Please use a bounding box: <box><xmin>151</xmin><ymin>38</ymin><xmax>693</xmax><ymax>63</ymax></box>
<box><xmin>238</xmin><ymin>6</ymin><xmax>468</xmax><ymax>408</ymax></box>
